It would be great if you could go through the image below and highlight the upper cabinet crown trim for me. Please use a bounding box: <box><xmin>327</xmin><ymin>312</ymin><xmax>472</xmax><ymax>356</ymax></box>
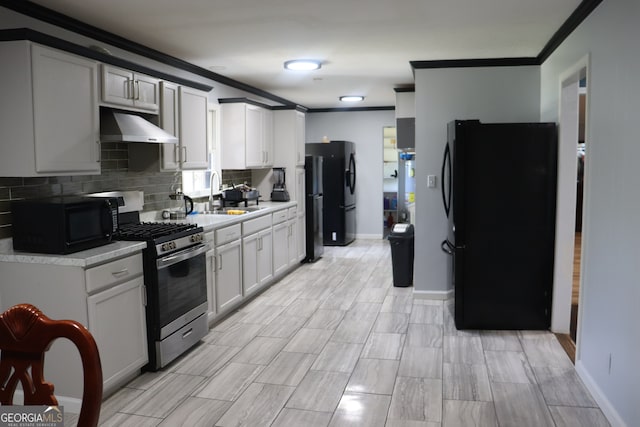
<box><xmin>0</xmin><ymin>28</ymin><xmax>213</xmax><ymax>93</ymax></box>
<box><xmin>1</xmin><ymin>0</ymin><xmax>298</xmax><ymax>107</ymax></box>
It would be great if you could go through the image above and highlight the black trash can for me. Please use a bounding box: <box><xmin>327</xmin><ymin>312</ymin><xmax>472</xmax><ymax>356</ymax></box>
<box><xmin>388</xmin><ymin>223</ymin><xmax>415</xmax><ymax>287</ymax></box>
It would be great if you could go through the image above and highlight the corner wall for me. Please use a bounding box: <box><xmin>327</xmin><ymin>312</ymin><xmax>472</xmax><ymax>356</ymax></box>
<box><xmin>413</xmin><ymin>66</ymin><xmax>541</xmax><ymax>297</ymax></box>
<box><xmin>540</xmin><ymin>0</ymin><xmax>639</xmax><ymax>424</ymax></box>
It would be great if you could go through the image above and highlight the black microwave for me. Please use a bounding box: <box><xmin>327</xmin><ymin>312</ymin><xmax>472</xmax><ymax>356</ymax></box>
<box><xmin>11</xmin><ymin>196</ymin><xmax>118</xmax><ymax>255</ymax></box>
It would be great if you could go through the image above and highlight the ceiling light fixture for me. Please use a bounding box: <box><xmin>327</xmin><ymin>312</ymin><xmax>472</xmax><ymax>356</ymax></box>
<box><xmin>339</xmin><ymin>96</ymin><xmax>365</xmax><ymax>102</ymax></box>
<box><xmin>284</xmin><ymin>59</ymin><xmax>322</xmax><ymax>71</ymax></box>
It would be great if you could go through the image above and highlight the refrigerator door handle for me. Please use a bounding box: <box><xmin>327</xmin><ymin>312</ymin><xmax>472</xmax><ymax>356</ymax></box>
<box><xmin>441</xmin><ymin>239</ymin><xmax>455</xmax><ymax>255</ymax></box>
<box><xmin>441</xmin><ymin>143</ymin><xmax>451</xmax><ymax>217</ymax></box>
<box><xmin>347</xmin><ymin>153</ymin><xmax>356</xmax><ymax>194</ymax></box>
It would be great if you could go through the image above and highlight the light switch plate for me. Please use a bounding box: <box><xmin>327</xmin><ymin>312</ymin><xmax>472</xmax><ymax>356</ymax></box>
<box><xmin>427</xmin><ymin>175</ymin><xmax>436</xmax><ymax>188</ymax></box>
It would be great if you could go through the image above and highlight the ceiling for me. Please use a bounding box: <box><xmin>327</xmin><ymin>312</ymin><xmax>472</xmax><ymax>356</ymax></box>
<box><xmin>27</xmin><ymin>0</ymin><xmax>583</xmax><ymax>109</ymax></box>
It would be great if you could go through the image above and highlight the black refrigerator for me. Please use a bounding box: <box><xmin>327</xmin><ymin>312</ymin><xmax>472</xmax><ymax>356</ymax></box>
<box><xmin>305</xmin><ymin>155</ymin><xmax>324</xmax><ymax>262</ymax></box>
<box><xmin>441</xmin><ymin>120</ymin><xmax>557</xmax><ymax>330</ymax></box>
<box><xmin>306</xmin><ymin>141</ymin><xmax>356</xmax><ymax>246</ymax></box>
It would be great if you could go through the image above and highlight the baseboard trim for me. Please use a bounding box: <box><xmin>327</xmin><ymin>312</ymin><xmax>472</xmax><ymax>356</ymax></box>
<box><xmin>13</xmin><ymin>391</ymin><xmax>82</xmax><ymax>414</ymax></box>
<box><xmin>412</xmin><ymin>289</ymin><xmax>454</xmax><ymax>300</ymax></box>
<box><xmin>575</xmin><ymin>360</ymin><xmax>627</xmax><ymax>427</ymax></box>
<box><xmin>356</xmin><ymin>234</ymin><xmax>384</xmax><ymax>240</ymax></box>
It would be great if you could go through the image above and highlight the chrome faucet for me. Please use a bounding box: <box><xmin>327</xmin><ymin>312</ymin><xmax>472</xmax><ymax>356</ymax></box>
<box><xmin>209</xmin><ymin>169</ymin><xmax>221</xmax><ymax>210</ymax></box>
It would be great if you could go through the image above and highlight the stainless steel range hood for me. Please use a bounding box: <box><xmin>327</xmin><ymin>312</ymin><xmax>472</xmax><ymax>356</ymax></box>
<box><xmin>100</xmin><ymin>110</ymin><xmax>178</xmax><ymax>144</ymax></box>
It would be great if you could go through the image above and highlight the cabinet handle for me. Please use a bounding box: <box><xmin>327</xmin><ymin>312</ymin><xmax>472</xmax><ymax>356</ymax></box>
<box><xmin>111</xmin><ymin>268</ymin><xmax>129</xmax><ymax>278</ymax></box>
<box><xmin>128</xmin><ymin>79</ymin><xmax>135</xmax><ymax>100</ymax></box>
<box><xmin>182</xmin><ymin>328</ymin><xmax>193</xmax><ymax>339</ymax></box>
<box><xmin>96</xmin><ymin>140</ymin><xmax>101</xmax><ymax>163</ymax></box>
<box><xmin>218</xmin><ymin>254</ymin><xmax>223</xmax><ymax>270</ymax></box>
<box><xmin>174</xmin><ymin>145</ymin><xmax>180</xmax><ymax>163</ymax></box>
<box><xmin>182</xmin><ymin>147</ymin><xmax>187</xmax><ymax>164</ymax></box>
<box><xmin>258</xmin><ymin>236</ymin><xmax>262</xmax><ymax>251</ymax></box>
<box><xmin>141</xmin><ymin>285</ymin><xmax>147</xmax><ymax>306</ymax></box>
<box><xmin>134</xmin><ymin>80</ymin><xmax>140</xmax><ymax>100</ymax></box>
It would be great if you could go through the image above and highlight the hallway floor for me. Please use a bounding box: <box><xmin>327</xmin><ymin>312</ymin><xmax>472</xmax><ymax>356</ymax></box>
<box><xmin>79</xmin><ymin>240</ymin><xmax>609</xmax><ymax>426</ymax></box>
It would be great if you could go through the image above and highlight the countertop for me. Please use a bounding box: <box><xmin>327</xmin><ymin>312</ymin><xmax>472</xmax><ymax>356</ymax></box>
<box><xmin>0</xmin><ymin>201</ymin><xmax>297</xmax><ymax>267</ymax></box>
<box><xmin>0</xmin><ymin>239</ymin><xmax>147</xmax><ymax>268</ymax></box>
<box><xmin>141</xmin><ymin>200</ymin><xmax>298</xmax><ymax>232</ymax></box>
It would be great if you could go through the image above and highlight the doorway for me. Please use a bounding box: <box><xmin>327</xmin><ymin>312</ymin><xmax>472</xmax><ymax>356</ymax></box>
<box><xmin>382</xmin><ymin>126</ymin><xmax>398</xmax><ymax>237</ymax></box>
<box><xmin>552</xmin><ymin>58</ymin><xmax>588</xmax><ymax>363</ymax></box>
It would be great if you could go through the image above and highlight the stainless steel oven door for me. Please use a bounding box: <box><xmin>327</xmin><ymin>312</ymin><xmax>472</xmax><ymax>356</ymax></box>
<box><xmin>156</xmin><ymin>243</ymin><xmax>208</xmax><ymax>339</ymax></box>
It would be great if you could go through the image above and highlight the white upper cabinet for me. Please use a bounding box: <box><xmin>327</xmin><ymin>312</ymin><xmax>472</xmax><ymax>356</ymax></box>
<box><xmin>160</xmin><ymin>83</ymin><xmax>209</xmax><ymax>170</ymax></box>
<box><xmin>160</xmin><ymin>82</ymin><xmax>180</xmax><ymax>170</ymax></box>
<box><xmin>178</xmin><ymin>86</ymin><xmax>209</xmax><ymax>169</ymax></box>
<box><xmin>101</xmin><ymin>64</ymin><xmax>160</xmax><ymax>113</ymax></box>
<box><xmin>0</xmin><ymin>41</ymin><xmax>100</xmax><ymax>176</ymax></box>
<box><xmin>273</xmin><ymin>109</ymin><xmax>306</xmax><ymax>167</ymax></box>
<box><xmin>221</xmin><ymin>101</ymin><xmax>274</xmax><ymax>169</ymax></box>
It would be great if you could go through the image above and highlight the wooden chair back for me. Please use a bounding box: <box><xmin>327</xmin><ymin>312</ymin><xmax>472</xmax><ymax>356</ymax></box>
<box><xmin>0</xmin><ymin>303</ymin><xmax>102</xmax><ymax>427</ymax></box>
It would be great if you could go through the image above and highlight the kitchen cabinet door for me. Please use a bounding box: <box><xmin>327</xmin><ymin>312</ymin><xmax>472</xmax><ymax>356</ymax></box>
<box><xmin>287</xmin><ymin>218</ymin><xmax>298</xmax><ymax>266</ymax></box>
<box><xmin>263</xmin><ymin>108</ymin><xmax>274</xmax><ymax>167</ymax></box>
<box><xmin>160</xmin><ymin>82</ymin><xmax>180</xmax><ymax>170</ymax></box>
<box><xmin>242</xmin><ymin>232</ymin><xmax>260</xmax><ymax>296</ymax></box>
<box><xmin>295</xmin><ymin>167</ymin><xmax>305</xmax><ymax>216</ymax></box>
<box><xmin>205</xmin><ymin>244</ymin><xmax>217</xmax><ymax>325</ymax></box>
<box><xmin>245</xmin><ymin>104</ymin><xmax>264</xmax><ymax>167</ymax></box>
<box><xmin>295</xmin><ymin>110</ymin><xmax>306</xmax><ymax>166</ymax></box>
<box><xmin>101</xmin><ymin>65</ymin><xmax>134</xmax><ymax>107</ymax></box>
<box><xmin>215</xmin><ymin>239</ymin><xmax>243</xmax><ymax>313</ymax></box>
<box><xmin>101</xmin><ymin>65</ymin><xmax>159</xmax><ymax>112</ymax></box>
<box><xmin>87</xmin><ymin>276</ymin><xmax>148</xmax><ymax>394</ymax></box>
<box><xmin>179</xmin><ymin>86</ymin><xmax>209</xmax><ymax>169</ymax></box>
<box><xmin>242</xmin><ymin>228</ymin><xmax>273</xmax><ymax>297</ymax></box>
<box><xmin>0</xmin><ymin>43</ymin><xmax>103</xmax><ymax>176</ymax></box>
<box><xmin>257</xmin><ymin>229</ymin><xmax>274</xmax><ymax>288</ymax></box>
<box><xmin>221</xmin><ymin>101</ymin><xmax>273</xmax><ymax>169</ymax></box>
<box><xmin>272</xmin><ymin>221</ymin><xmax>289</xmax><ymax>277</ymax></box>
<box><xmin>31</xmin><ymin>45</ymin><xmax>100</xmax><ymax>174</ymax></box>
<box><xmin>296</xmin><ymin>213</ymin><xmax>306</xmax><ymax>262</ymax></box>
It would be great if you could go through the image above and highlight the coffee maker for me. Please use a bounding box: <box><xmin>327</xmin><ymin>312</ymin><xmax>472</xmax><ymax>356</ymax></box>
<box><xmin>271</xmin><ymin>168</ymin><xmax>290</xmax><ymax>202</ymax></box>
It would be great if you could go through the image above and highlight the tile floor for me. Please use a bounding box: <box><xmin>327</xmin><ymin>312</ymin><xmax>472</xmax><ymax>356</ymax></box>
<box><xmin>71</xmin><ymin>240</ymin><xmax>610</xmax><ymax>426</ymax></box>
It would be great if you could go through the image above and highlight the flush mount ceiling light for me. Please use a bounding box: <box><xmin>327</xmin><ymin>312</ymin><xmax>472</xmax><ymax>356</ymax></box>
<box><xmin>339</xmin><ymin>96</ymin><xmax>365</xmax><ymax>102</ymax></box>
<box><xmin>284</xmin><ymin>59</ymin><xmax>322</xmax><ymax>71</ymax></box>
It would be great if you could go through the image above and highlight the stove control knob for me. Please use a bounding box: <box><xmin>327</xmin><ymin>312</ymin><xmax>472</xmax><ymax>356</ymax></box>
<box><xmin>161</xmin><ymin>242</ymin><xmax>177</xmax><ymax>252</ymax></box>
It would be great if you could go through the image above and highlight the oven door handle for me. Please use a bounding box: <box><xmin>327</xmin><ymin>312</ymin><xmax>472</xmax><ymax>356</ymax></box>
<box><xmin>156</xmin><ymin>243</ymin><xmax>209</xmax><ymax>269</ymax></box>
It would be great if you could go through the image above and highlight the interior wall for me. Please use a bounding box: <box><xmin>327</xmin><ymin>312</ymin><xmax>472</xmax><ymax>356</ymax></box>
<box><xmin>413</xmin><ymin>66</ymin><xmax>541</xmax><ymax>297</ymax></box>
<box><xmin>306</xmin><ymin>110</ymin><xmax>396</xmax><ymax>239</ymax></box>
<box><xmin>540</xmin><ymin>0</ymin><xmax>639</xmax><ymax>424</ymax></box>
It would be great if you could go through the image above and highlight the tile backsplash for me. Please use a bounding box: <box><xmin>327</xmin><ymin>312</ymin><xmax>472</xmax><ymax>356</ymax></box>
<box><xmin>0</xmin><ymin>142</ymin><xmax>180</xmax><ymax>239</ymax></box>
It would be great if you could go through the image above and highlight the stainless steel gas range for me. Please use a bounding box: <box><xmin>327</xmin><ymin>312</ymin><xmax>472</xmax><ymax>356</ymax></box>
<box><xmin>94</xmin><ymin>191</ymin><xmax>209</xmax><ymax>371</ymax></box>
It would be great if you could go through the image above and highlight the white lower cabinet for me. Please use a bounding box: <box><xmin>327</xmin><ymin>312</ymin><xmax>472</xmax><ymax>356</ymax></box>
<box><xmin>205</xmin><ymin>232</ymin><xmax>216</xmax><ymax>324</ymax></box>
<box><xmin>297</xmin><ymin>214</ymin><xmax>306</xmax><ymax>262</ymax></box>
<box><xmin>272</xmin><ymin>219</ymin><xmax>289</xmax><ymax>277</ymax></box>
<box><xmin>87</xmin><ymin>276</ymin><xmax>148</xmax><ymax>394</ymax></box>
<box><xmin>287</xmin><ymin>218</ymin><xmax>298</xmax><ymax>265</ymax></box>
<box><xmin>0</xmin><ymin>251</ymin><xmax>147</xmax><ymax>401</ymax></box>
<box><xmin>287</xmin><ymin>207</ymin><xmax>298</xmax><ymax>265</ymax></box>
<box><xmin>242</xmin><ymin>229</ymin><xmax>273</xmax><ymax>297</ymax></box>
<box><xmin>215</xmin><ymin>238</ymin><xmax>243</xmax><ymax>313</ymax></box>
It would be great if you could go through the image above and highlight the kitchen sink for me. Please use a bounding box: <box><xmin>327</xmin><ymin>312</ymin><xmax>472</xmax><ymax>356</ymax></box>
<box><xmin>199</xmin><ymin>205</ymin><xmax>266</xmax><ymax>215</ymax></box>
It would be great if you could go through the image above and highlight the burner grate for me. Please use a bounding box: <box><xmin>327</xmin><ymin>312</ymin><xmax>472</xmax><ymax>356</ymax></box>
<box><xmin>115</xmin><ymin>222</ymin><xmax>199</xmax><ymax>240</ymax></box>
